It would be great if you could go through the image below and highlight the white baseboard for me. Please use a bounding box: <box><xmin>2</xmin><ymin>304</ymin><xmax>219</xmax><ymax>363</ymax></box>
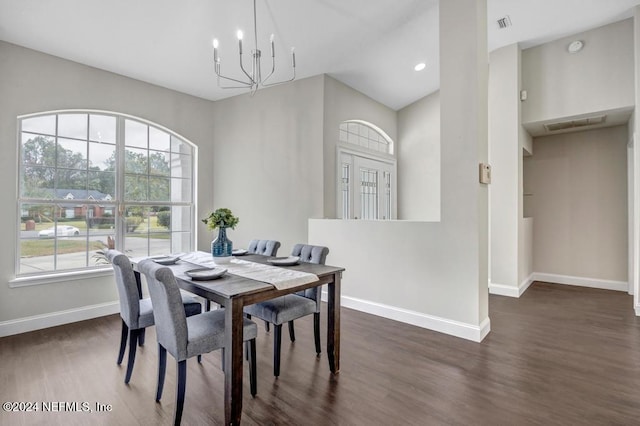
<box><xmin>532</xmin><ymin>272</ymin><xmax>628</xmax><ymax>292</ymax></box>
<box><xmin>322</xmin><ymin>291</ymin><xmax>490</xmax><ymax>342</ymax></box>
<box><xmin>489</xmin><ymin>274</ymin><xmax>534</xmax><ymax>298</ymax></box>
<box><xmin>0</xmin><ymin>301</ymin><xmax>120</xmax><ymax>338</ymax></box>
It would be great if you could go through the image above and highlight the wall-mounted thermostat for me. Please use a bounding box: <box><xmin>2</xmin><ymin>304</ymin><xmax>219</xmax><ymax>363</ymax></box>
<box><xmin>479</xmin><ymin>163</ymin><xmax>491</xmax><ymax>184</ymax></box>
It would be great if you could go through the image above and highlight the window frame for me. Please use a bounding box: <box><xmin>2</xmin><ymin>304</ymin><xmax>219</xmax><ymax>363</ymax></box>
<box><xmin>13</xmin><ymin>110</ymin><xmax>198</xmax><ymax>285</ymax></box>
<box><xmin>336</xmin><ymin>120</ymin><xmax>396</xmax><ymax>220</ymax></box>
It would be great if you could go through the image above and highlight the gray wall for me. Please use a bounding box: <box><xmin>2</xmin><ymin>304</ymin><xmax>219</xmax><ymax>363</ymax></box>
<box><xmin>397</xmin><ymin>91</ymin><xmax>441</xmax><ymax>221</ymax></box>
<box><xmin>525</xmin><ymin>126</ymin><xmax>628</xmax><ymax>282</ymax></box>
<box><xmin>522</xmin><ymin>19</ymin><xmax>634</xmax><ymax>124</ymax></box>
<box><xmin>0</xmin><ymin>41</ymin><xmax>215</xmax><ymax>324</ymax></box>
<box><xmin>211</xmin><ymin>75</ymin><xmax>325</xmax><ymax>253</ymax></box>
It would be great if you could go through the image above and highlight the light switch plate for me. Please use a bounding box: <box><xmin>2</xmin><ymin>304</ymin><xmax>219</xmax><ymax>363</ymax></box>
<box><xmin>479</xmin><ymin>163</ymin><xmax>491</xmax><ymax>184</ymax></box>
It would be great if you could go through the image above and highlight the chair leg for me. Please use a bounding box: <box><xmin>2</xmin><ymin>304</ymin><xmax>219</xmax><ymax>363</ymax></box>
<box><xmin>197</xmin><ymin>355</ymin><xmax>202</xmax><ymax>363</ymax></box>
<box><xmin>248</xmin><ymin>339</ymin><xmax>257</xmax><ymax>397</ymax></box>
<box><xmin>221</xmin><ymin>348</ymin><xmax>225</xmax><ymax>372</ymax></box>
<box><xmin>288</xmin><ymin>321</ymin><xmax>296</xmax><ymax>342</ymax></box>
<box><xmin>205</xmin><ymin>299</ymin><xmax>211</xmax><ymax>312</ymax></box>
<box><xmin>156</xmin><ymin>344</ymin><xmax>167</xmax><ymax>402</ymax></box>
<box><xmin>174</xmin><ymin>360</ymin><xmax>187</xmax><ymax>426</ymax></box>
<box><xmin>138</xmin><ymin>328</ymin><xmax>146</xmax><ymax>347</ymax></box>
<box><xmin>264</xmin><ymin>320</ymin><xmax>270</xmax><ymax>332</ymax></box>
<box><xmin>314</xmin><ymin>312</ymin><xmax>321</xmax><ymax>355</ymax></box>
<box><xmin>117</xmin><ymin>320</ymin><xmax>128</xmax><ymax>365</ymax></box>
<box><xmin>125</xmin><ymin>329</ymin><xmax>140</xmax><ymax>384</ymax></box>
<box><xmin>273</xmin><ymin>324</ymin><xmax>282</xmax><ymax>377</ymax></box>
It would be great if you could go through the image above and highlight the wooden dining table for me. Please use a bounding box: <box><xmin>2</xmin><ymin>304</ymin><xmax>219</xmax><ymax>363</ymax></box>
<box><xmin>131</xmin><ymin>252</ymin><xmax>344</xmax><ymax>425</ymax></box>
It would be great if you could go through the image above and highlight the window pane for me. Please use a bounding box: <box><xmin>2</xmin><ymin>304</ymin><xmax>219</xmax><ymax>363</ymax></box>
<box><xmin>171</xmin><ymin>178</ymin><xmax>192</xmax><ymax>203</ymax></box>
<box><xmin>22</xmin><ymin>134</ymin><xmax>56</xmax><ymax>167</ymax></box>
<box><xmin>125</xmin><ymin>120</ymin><xmax>147</xmax><ymax>148</ymax></box>
<box><xmin>169</xmin><ymin>206</ymin><xmax>192</xmax><ymax>233</ymax></box>
<box><xmin>56</xmin><ymin>170</ymin><xmax>88</xmax><ymax>199</ymax></box>
<box><xmin>125</xmin><ymin>147</ymin><xmax>148</xmax><ymax>174</ymax></box>
<box><xmin>22</xmin><ymin>115</ymin><xmax>56</xmax><ymax>135</ymax></box>
<box><xmin>88</xmin><ymin>171</ymin><xmax>115</xmax><ymax>199</ymax></box>
<box><xmin>149</xmin><ymin>176</ymin><xmax>170</xmax><ymax>201</ymax></box>
<box><xmin>125</xmin><ymin>174</ymin><xmax>148</xmax><ymax>201</ymax></box>
<box><xmin>149</xmin><ymin>151</ymin><xmax>170</xmax><ymax>176</ymax></box>
<box><xmin>149</xmin><ymin>127</ymin><xmax>170</xmax><ymax>151</ymax></box>
<box><xmin>89</xmin><ymin>114</ymin><xmax>116</xmax><ymax>143</ymax></box>
<box><xmin>171</xmin><ymin>135</ymin><xmax>191</xmax><ymax>155</ymax></box>
<box><xmin>21</xmin><ymin>166</ymin><xmax>55</xmax><ymax>198</ymax></box>
<box><xmin>58</xmin><ymin>114</ymin><xmax>88</xmax><ymax>140</ymax></box>
<box><xmin>89</xmin><ymin>141</ymin><xmax>116</xmax><ymax>172</ymax></box>
<box><xmin>57</xmin><ymin>138</ymin><xmax>88</xmax><ymax>170</ymax></box>
<box><xmin>18</xmin><ymin>202</ymin><xmax>112</xmax><ymax>274</ymax></box>
<box><xmin>171</xmin><ymin>153</ymin><xmax>192</xmax><ymax>178</ymax></box>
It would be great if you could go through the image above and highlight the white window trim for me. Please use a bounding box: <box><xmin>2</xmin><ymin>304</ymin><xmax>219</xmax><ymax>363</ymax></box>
<box><xmin>9</xmin><ymin>267</ymin><xmax>114</xmax><ymax>288</ymax></box>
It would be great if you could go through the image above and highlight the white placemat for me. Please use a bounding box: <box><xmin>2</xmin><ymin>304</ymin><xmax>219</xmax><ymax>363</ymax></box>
<box><xmin>179</xmin><ymin>251</ymin><xmax>318</xmax><ymax>290</ymax></box>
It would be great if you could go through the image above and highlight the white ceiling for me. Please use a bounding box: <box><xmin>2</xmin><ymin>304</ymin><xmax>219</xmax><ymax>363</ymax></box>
<box><xmin>0</xmin><ymin>0</ymin><xmax>639</xmax><ymax>111</ymax></box>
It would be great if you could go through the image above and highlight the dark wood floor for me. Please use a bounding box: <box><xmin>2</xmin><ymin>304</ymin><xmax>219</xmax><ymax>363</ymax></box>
<box><xmin>2</xmin><ymin>282</ymin><xmax>640</xmax><ymax>425</ymax></box>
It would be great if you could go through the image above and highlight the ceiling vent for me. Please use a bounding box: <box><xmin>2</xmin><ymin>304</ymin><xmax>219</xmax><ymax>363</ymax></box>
<box><xmin>497</xmin><ymin>16</ymin><xmax>512</xmax><ymax>29</ymax></box>
<box><xmin>544</xmin><ymin>115</ymin><xmax>607</xmax><ymax>132</ymax></box>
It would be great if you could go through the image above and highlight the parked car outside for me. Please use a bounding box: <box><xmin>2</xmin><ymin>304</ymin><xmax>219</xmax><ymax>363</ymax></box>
<box><xmin>38</xmin><ymin>225</ymin><xmax>81</xmax><ymax>238</ymax></box>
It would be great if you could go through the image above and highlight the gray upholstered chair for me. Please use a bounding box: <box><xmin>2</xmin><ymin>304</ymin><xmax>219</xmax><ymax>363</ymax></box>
<box><xmin>106</xmin><ymin>249</ymin><xmax>202</xmax><ymax>384</ymax></box>
<box><xmin>244</xmin><ymin>244</ymin><xmax>329</xmax><ymax>377</ymax></box>
<box><xmin>138</xmin><ymin>259</ymin><xmax>258</xmax><ymax>426</ymax></box>
<box><xmin>247</xmin><ymin>239</ymin><xmax>281</xmax><ymax>256</ymax></box>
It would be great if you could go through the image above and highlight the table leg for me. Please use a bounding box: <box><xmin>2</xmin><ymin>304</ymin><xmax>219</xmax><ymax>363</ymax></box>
<box><xmin>224</xmin><ymin>297</ymin><xmax>244</xmax><ymax>425</ymax></box>
<box><xmin>327</xmin><ymin>272</ymin><xmax>341</xmax><ymax>373</ymax></box>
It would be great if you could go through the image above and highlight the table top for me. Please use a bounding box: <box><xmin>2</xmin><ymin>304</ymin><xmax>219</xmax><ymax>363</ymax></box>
<box><xmin>131</xmin><ymin>252</ymin><xmax>344</xmax><ymax>301</ymax></box>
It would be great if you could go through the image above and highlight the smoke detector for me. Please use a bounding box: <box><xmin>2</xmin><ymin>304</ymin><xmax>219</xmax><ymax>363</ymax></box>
<box><xmin>567</xmin><ymin>40</ymin><xmax>584</xmax><ymax>54</ymax></box>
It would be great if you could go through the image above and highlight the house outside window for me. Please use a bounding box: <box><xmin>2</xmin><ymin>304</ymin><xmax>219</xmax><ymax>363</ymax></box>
<box><xmin>17</xmin><ymin>111</ymin><xmax>196</xmax><ymax>278</ymax></box>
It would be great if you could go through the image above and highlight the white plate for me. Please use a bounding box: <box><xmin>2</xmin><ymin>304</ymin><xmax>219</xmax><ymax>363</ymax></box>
<box><xmin>185</xmin><ymin>267</ymin><xmax>227</xmax><ymax>280</ymax></box>
<box><xmin>232</xmin><ymin>249</ymin><xmax>248</xmax><ymax>256</ymax></box>
<box><xmin>267</xmin><ymin>256</ymin><xmax>300</xmax><ymax>266</ymax></box>
<box><xmin>151</xmin><ymin>256</ymin><xmax>180</xmax><ymax>265</ymax></box>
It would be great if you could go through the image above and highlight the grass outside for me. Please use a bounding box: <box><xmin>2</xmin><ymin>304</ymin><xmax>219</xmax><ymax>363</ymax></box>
<box><xmin>21</xmin><ymin>239</ymin><xmax>106</xmax><ymax>257</ymax></box>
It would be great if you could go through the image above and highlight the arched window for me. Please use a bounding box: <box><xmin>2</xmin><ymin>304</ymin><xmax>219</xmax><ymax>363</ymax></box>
<box><xmin>337</xmin><ymin>120</ymin><xmax>396</xmax><ymax>220</ymax></box>
<box><xmin>339</xmin><ymin>120</ymin><xmax>394</xmax><ymax>155</ymax></box>
<box><xmin>17</xmin><ymin>111</ymin><xmax>196</xmax><ymax>278</ymax></box>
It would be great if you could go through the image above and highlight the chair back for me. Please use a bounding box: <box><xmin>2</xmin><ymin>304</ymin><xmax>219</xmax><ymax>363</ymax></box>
<box><xmin>106</xmin><ymin>249</ymin><xmax>141</xmax><ymax>328</ymax></box>
<box><xmin>138</xmin><ymin>259</ymin><xmax>189</xmax><ymax>361</ymax></box>
<box><xmin>248</xmin><ymin>239</ymin><xmax>281</xmax><ymax>256</ymax></box>
<box><xmin>291</xmin><ymin>244</ymin><xmax>329</xmax><ymax>265</ymax></box>
<box><xmin>291</xmin><ymin>244</ymin><xmax>329</xmax><ymax>304</ymax></box>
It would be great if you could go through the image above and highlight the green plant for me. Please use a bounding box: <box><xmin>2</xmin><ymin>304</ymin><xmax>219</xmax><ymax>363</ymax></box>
<box><xmin>202</xmin><ymin>208</ymin><xmax>239</xmax><ymax>231</ymax></box>
<box><xmin>157</xmin><ymin>211</ymin><xmax>171</xmax><ymax>229</ymax></box>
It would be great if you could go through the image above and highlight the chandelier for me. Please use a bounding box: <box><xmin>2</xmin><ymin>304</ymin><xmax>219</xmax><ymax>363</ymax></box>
<box><xmin>212</xmin><ymin>0</ymin><xmax>296</xmax><ymax>94</ymax></box>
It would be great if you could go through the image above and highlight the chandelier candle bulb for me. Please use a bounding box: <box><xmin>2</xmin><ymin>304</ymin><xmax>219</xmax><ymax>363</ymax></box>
<box><xmin>270</xmin><ymin>33</ymin><xmax>275</xmax><ymax>57</ymax></box>
<box><xmin>237</xmin><ymin>30</ymin><xmax>243</xmax><ymax>54</ymax></box>
<box><xmin>213</xmin><ymin>39</ymin><xmax>219</xmax><ymax>62</ymax></box>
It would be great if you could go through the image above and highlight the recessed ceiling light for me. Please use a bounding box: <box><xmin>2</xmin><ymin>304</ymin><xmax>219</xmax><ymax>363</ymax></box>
<box><xmin>414</xmin><ymin>63</ymin><xmax>426</xmax><ymax>71</ymax></box>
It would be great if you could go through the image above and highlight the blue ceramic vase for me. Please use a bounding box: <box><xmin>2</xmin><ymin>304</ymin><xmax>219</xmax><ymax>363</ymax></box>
<box><xmin>211</xmin><ymin>227</ymin><xmax>233</xmax><ymax>259</ymax></box>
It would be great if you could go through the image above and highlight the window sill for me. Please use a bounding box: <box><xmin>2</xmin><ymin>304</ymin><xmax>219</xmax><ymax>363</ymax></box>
<box><xmin>9</xmin><ymin>268</ymin><xmax>114</xmax><ymax>288</ymax></box>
